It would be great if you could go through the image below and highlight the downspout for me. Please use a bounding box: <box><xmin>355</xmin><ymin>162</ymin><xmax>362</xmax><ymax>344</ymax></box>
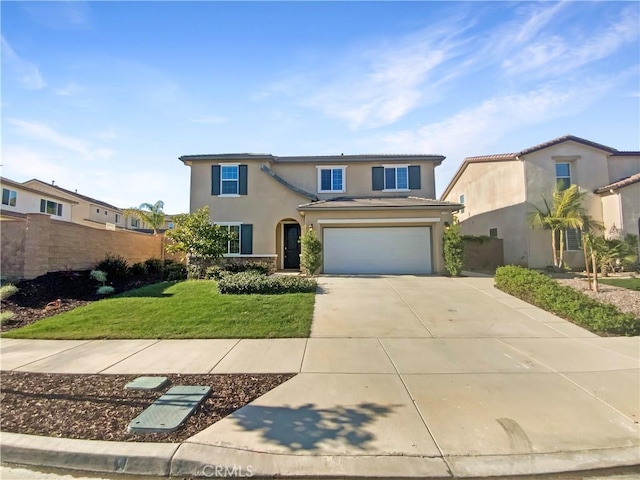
<box><xmin>519</xmin><ymin>155</ymin><xmax>531</xmax><ymax>267</ymax></box>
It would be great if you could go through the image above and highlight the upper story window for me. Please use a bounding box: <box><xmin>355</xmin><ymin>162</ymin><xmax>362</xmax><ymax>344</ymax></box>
<box><xmin>317</xmin><ymin>166</ymin><xmax>346</xmax><ymax>193</ymax></box>
<box><xmin>372</xmin><ymin>165</ymin><xmax>421</xmax><ymax>192</ymax></box>
<box><xmin>385</xmin><ymin>166</ymin><xmax>409</xmax><ymax>190</ymax></box>
<box><xmin>40</xmin><ymin>199</ymin><xmax>63</xmax><ymax>216</ymax></box>
<box><xmin>221</xmin><ymin>165</ymin><xmax>239</xmax><ymax>195</ymax></box>
<box><xmin>459</xmin><ymin>194</ymin><xmax>465</xmax><ymax>213</ymax></box>
<box><xmin>2</xmin><ymin>188</ymin><xmax>17</xmax><ymax>207</ymax></box>
<box><xmin>212</xmin><ymin>165</ymin><xmax>248</xmax><ymax>196</ymax></box>
<box><xmin>555</xmin><ymin>163</ymin><xmax>571</xmax><ymax>191</ymax></box>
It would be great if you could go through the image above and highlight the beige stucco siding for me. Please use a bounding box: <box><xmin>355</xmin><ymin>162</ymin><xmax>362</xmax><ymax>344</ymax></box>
<box><xmin>1</xmin><ymin>185</ymin><xmax>74</xmax><ymax>222</ymax></box>
<box><xmin>301</xmin><ymin>208</ymin><xmax>452</xmax><ymax>274</ymax></box>
<box><xmin>443</xmin><ymin>160</ymin><xmax>525</xmax><ymax>221</ymax></box>
<box><xmin>188</xmin><ymin>161</ymin><xmax>306</xmax><ymax>256</ymax></box>
<box><xmin>524</xmin><ymin>143</ymin><xmax>609</xmax><ymax>222</ymax></box>
<box><xmin>601</xmin><ymin>183</ymin><xmax>640</xmax><ymax>238</ymax></box>
<box><xmin>270</xmin><ymin>160</ymin><xmax>436</xmax><ymax>200</ymax></box>
<box><xmin>607</xmin><ymin>156</ymin><xmax>640</xmax><ymax>184</ymax></box>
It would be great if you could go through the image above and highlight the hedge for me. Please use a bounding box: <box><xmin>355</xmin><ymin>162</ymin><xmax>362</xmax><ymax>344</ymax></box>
<box><xmin>494</xmin><ymin>265</ymin><xmax>639</xmax><ymax>336</ymax></box>
<box><xmin>217</xmin><ymin>272</ymin><xmax>317</xmax><ymax>295</ymax></box>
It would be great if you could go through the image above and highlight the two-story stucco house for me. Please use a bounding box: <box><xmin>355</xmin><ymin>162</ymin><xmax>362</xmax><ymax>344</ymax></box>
<box><xmin>180</xmin><ymin>153</ymin><xmax>460</xmax><ymax>274</ymax></box>
<box><xmin>1</xmin><ymin>177</ymin><xmax>78</xmax><ymax>223</ymax></box>
<box><xmin>441</xmin><ymin>135</ymin><xmax>640</xmax><ymax>269</ymax></box>
<box><xmin>21</xmin><ymin>179</ymin><xmax>128</xmax><ymax>229</ymax></box>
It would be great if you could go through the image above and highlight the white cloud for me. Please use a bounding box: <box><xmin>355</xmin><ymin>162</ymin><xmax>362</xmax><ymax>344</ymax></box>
<box><xmin>1</xmin><ymin>37</ymin><xmax>46</xmax><ymax>90</ymax></box>
<box><xmin>55</xmin><ymin>82</ymin><xmax>85</xmax><ymax>97</ymax></box>
<box><xmin>380</xmin><ymin>79</ymin><xmax>617</xmax><ymax>194</ymax></box>
<box><xmin>7</xmin><ymin>119</ymin><xmax>114</xmax><ymax>162</ymax></box>
<box><xmin>502</xmin><ymin>8</ymin><xmax>639</xmax><ymax>78</ymax></box>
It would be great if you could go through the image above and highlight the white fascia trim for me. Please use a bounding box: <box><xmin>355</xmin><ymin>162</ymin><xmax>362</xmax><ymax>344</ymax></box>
<box><xmin>217</xmin><ymin>194</ymin><xmax>240</xmax><ymax>198</ymax></box>
<box><xmin>317</xmin><ymin>218</ymin><xmax>440</xmax><ymax>224</ymax></box>
<box><xmin>218</xmin><ymin>162</ymin><xmax>241</xmax><ymax>166</ymax></box>
<box><xmin>214</xmin><ymin>221</ymin><xmax>243</xmax><ymax>225</ymax></box>
<box><xmin>382</xmin><ymin>164</ymin><xmax>409</xmax><ymax>169</ymax></box>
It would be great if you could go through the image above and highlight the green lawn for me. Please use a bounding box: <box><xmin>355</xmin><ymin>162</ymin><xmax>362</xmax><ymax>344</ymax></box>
<box><xmin>598</xmin><ymin>278</ymin><xmax>640</xmax><ymax>291</ymax></box>
<box><xmin>3</xmin><ymin>281</ymin><xmax>315</xmax><ymax>339</ymax></box>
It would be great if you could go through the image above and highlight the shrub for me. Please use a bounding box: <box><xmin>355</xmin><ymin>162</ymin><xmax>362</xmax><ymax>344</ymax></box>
<box><xmin>163</xmin><ymin>260</ymin><xmax>187</xmax><ymax>281</ymax></box>
<box><xmin>217</xmin><ymin>272</ymin><xmax>317</xmax><ymax>295</ymax></box>
<box><xmin>130</xmin><ymin>262</ymin><xmax>148</xmax><ymax>279</ymax></box>
<box><xmin>205</xmin><ymin>265</ymin><xmax>228</xmax><ymax>280</ymax></box>
<box><xmin>495</xmin><ymin>265</ymin><xmax>639</xmax><ymax>336</ymax></box>
<box><xmin>443</xmin><ymin>222</ymin><xmax>463</xmax><ymax>277</ymax></box>
<box><xmin>0</xmin><ymin>284</ymin><xmax>19</xmax><ymax>301</ymax></box>
<box><xmin>300</xmin><ymin>227</ymin><xmax>322</xmax><ymax>276</ymax></box>
<box><xmin>96</xmin><ymin>285</ymin><xmax>115</xmax><ymax>296</ymax></box>
<box><xmin>1</xmin><ymin>311</ymin><xmax>14</xmax><ymax>325</ymax></box>
<box><xmin>187</xmin><ymin>264</ymin><xmax>205</xmax><ymax>280</ymax></box>
<box><xmin>95</xmin><ymin>254</ymin><xmax>130</xmax><ymax>287</ymax></box>
<box><xmin>89</xmin><ymin>270</ymin><xmax>108</xmax><ymax>284</ymax></box>
<box><xmin>144</xmin><ymin>258</ymin><xmax>165</xmax><ymax>280</ymax></box>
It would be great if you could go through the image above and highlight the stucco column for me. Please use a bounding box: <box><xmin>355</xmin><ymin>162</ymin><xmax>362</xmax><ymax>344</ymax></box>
<box><xmin>23</xmin><ymin>213</ymin><xmax>52</xmax><ymax>279</ymax></box>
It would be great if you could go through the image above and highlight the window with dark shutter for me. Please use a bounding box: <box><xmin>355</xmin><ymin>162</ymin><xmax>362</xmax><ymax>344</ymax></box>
<box><xmin>372</xmin><ymin>167</ymin><xmax>384</xmax><ymax>191</ymax></box>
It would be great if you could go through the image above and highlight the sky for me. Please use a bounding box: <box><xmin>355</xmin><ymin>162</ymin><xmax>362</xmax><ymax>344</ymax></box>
<box><xmin>2</xmin><ymin>1</ymin><xmax>639</xmax><ymax>214</ymax></box>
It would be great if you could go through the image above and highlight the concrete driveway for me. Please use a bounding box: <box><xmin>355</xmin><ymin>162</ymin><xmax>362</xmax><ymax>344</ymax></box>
<box><xmin>1</xmin><ymin>275</ymin><xmax>639</xmax><ymax>478</ymax></box>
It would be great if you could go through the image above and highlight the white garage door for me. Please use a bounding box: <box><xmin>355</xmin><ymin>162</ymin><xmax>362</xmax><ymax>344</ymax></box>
<box><xmin>323</xmin><ymin>227</ymin><xmax>432</xmax><ymax>274</ymax></box>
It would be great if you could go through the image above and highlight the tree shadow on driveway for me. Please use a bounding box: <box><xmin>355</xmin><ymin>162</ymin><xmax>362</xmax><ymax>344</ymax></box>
<box><xmin>229</xmin><ymin>402</ymin><xmax>397</xmax><ymax>451</ymax></box>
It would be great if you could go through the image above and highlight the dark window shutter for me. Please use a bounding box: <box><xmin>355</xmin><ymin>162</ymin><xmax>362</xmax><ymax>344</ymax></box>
<box><xmin>372</xmin><ymin>167</ymin><xmax>384</xmax><ymax>191</ymax></box>
<box><xmin>57</xmin><ymin>204</ymin><xmax>63</xmax><ymax>216</ymax></box>
<box><xmin>240</xmin><ymin>224</ymin><xmax>253</xmax><ymax>254</ymax></box>
<box><xmin>211</xmin><ymin>166</ymin><xmax>221</xmax><ymax>195</ymax></box>
<box><xmin>40</xmin><ymin>199</ymin><xmax>46</xmax><ymax>213</ymax></box>
<box><xmin>408</xmin><ymin>166</ymin><xmax>421</xmax><ymax>190</ymax></box>
<box><xmin>239</xmin><ymin>165</ymin><xmax>248</xmax><ymax>195</ymax></box>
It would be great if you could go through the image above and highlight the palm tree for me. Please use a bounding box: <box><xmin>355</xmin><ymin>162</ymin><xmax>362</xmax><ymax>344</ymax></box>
<box><xmin>528</xmin><ymin>184</ymin><xmax>587</xmax><ymax>268</ymax></box>
<box><xmin>124</xmin><ymin>201</ymin><xmax>165</xmax><ymax>234</ymax></box>
<box><xmin>580</xmin><ymin>216</ymin><xmax>604</xmax><ymax>291</ymax></box>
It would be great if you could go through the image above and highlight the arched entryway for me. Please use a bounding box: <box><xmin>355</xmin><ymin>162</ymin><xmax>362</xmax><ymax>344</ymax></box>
<box><xmin>275</xmin><ymin>219</ymin><xmax>302</xmax><ymax>270</ymax></box>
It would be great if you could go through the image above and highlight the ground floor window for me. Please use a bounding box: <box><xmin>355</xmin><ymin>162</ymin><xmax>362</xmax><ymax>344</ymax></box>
<box><xmin>555</xmin><ymin>228</ymin><xmax>582</xmax><ymax>251</ymax></box>
<box><xmin>219</xmin><ymin>224</ymin><xmax>241</xmax><ymax>254</ymax></box>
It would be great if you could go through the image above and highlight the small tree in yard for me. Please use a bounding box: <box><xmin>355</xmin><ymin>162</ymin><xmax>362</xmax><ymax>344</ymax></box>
<box><xmin>300</xmin><ymin>227</ymin><xmax>322</xmax><ymax>276</ymax></box>
<box><xmin>443</xmin><ymin>221</ymin><xmax>463</xmax><ymax>277</ymax></box>
<box><xmin>165</xmin><ymin>206</ymin><xmax>230</xmax><ymax>277</ymax></box>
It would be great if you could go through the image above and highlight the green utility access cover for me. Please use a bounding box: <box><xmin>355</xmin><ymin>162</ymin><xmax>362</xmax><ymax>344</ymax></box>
<box><xmin>125</xmin><ymin>376</ymin><xmax>169</xmax><ymax>391</ymax></box>
<box><xmin>128</xmin><ymin>385</ymin><xmax>211</xmax><ymax>434</ymax></box>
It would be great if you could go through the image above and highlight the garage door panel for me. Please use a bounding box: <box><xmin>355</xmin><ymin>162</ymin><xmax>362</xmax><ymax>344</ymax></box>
<box><xmin>324</xmin><ymin>227</ymin><xmax>431</xmax><ymax>274</ymax></box>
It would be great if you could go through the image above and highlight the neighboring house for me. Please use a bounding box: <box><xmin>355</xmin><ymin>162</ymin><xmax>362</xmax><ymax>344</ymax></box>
<box><xmin>127</xmin><ymin>214</ymin><xmax>176</xmax><ymax>233</ymax></box>
<box><xmin>22</xmin><ymin>179</ymin><xmax>126</xmax><ymax>229</ymax></box>
<box><xmin>1</xmin><ymin>177</ymin><xmax>77</xmax><ymax>223</ymax></box>
<box><xmin>180</xmin><ymin>153</ymin><xmax>460</xmax><ymax>274</ymax></box>
<box><xmin>441</xmin><ymin>135</ymin><xmax>640</xmax><ymax>269</ymax></box>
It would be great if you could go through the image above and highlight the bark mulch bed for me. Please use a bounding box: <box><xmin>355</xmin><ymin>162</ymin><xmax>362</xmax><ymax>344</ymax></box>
<box><xmin>1</xmin><ymin>371</ymin><xmax>295</xmax><ymax>442</ymax></box>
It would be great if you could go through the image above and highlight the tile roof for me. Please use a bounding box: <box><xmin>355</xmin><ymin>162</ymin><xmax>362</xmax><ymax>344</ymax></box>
<box><xmin>298</xmin><ymin>196</ymin><xmax>461</xmax><ymax>210</ymax></box>
<box><xmin>180</xmin><ymin>153</ymin><xmax>445</xmax><ymax>164</ymax></box>
<box><xmin>440</xmin><ymin>134</ymin><xmax>633</xmax><ymax>200</ymax></box>
<box><xmin>594</xmin><ymin>173</ymin><xmax>640</xmax><ymax>193</ymax></box>
<box><xmin>1</xmin><ymin>177</ymin><xmax>79</xmax><ymax>204</ymax></box>
<box><xmin>24</xmin><ymin>179</ymin><xmax>122</xmax><ymax>211</ymax></box>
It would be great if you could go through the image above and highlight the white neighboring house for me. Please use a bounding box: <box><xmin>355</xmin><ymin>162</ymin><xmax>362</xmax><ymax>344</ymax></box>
<box><xmin>1</xmin><ymin>177</ymin><xmax>77</xmax><ymax>222</ymax></box>
<box><xmin>441</xmin><ymin>135</ymin><xmax>640</xmax><ymax>269</ymax></box>
<box><xmin>21</xmin><ymin>179</ymin><xmax>127</xmax><ymax>229</ymax></box>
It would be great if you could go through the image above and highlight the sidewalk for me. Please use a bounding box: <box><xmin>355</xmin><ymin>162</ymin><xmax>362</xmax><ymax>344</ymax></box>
<box><xmin>1</xmin><ymin>276</ymin><xmax>639</xmax><ymax>478</ymax></box>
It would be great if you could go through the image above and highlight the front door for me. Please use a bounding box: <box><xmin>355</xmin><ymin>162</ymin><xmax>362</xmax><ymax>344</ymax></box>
<box><xmin>283</xmin><ymin>224</ymin><xmax>301</xmax><ymax>269</ymax></box>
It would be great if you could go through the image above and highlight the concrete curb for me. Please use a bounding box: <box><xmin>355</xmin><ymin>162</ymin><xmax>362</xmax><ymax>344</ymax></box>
<box><xmin>0</xmin><ymin>432</ymin><xmax>179</xmax><ymax>477</ymax></box>
<box><xmin>2</xmin><ymin>432</ymin><xmax>639</xmax><ymax>478</ymax></box>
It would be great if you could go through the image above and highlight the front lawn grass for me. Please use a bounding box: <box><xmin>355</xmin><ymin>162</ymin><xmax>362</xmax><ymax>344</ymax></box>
<box><xmin>2</xmin><ymin>281</ymin><xmax>315</xmax><ymax>339</ymax></box>
<box><xmin>598</xmin><ymin>278</ymin><xmax>640</xmax><ymax>291</ymax></box>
